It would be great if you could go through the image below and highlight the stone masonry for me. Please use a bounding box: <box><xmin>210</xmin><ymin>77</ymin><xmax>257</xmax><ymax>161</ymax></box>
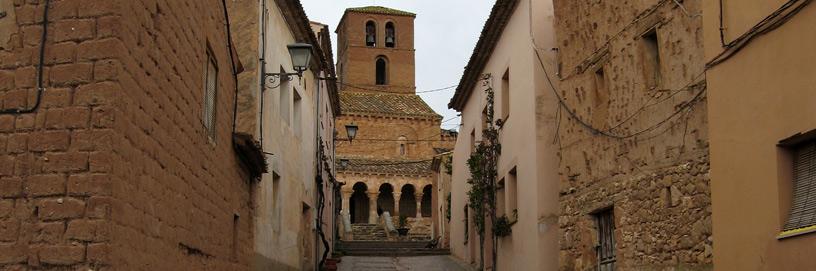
<box><xmin>552</xmin><ymin>0</ymin><xmax>712</xmax><ymax>270</ymax></box>
<box><xmin>1</xmin><ymin>0</ymin><xmax>254</xmax><ymax>270</ymax></box>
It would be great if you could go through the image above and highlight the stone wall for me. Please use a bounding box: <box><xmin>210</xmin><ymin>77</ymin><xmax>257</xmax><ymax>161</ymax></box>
<box><xmin>552</xmin><ymin>0</ymin><xmax>712</xmax><ymax>270</ymax></box>
<box><xmin>336</xmin><ymin>115</ymin><xmax>452</xmax><ymax>160</ymax></box>
<box><xmin>0</xmin><ymin>0</ymin><xmax>253</xmax><ymax>269</ymax></box>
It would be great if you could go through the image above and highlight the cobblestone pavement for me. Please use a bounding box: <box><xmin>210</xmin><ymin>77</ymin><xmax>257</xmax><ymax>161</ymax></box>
<box><xmin>338</xmin><ymin>256</ymin><xmax>473</xmax><ymax>271</ymax></box>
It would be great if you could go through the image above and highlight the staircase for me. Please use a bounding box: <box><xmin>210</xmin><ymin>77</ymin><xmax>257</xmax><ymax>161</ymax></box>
<box><xmin>351</xmin><ymin>224</ymin><xmax>387</xmax><ymax>241</ymax></box>
<box><xmin>336</xmin><ymin>241</ymin><xmax>450</xmax><ymax>257</ymax></box>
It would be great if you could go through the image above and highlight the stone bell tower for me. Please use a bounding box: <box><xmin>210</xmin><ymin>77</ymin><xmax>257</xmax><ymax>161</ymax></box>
<box><xmin>335</xmin><ymin>6</ymin><xmax>416</xmax><ymax>94</ymax></box>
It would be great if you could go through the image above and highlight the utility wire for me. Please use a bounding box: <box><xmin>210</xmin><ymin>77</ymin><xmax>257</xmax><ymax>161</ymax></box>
<box><xmin>338</xmin><ymin>82</ymin><xmax>458</xmax><ymax>94</ymax></box>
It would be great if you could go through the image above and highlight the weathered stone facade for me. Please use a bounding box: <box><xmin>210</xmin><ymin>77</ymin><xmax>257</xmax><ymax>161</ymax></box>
<box><xmin>1</xmin><ymin>0</ymin><xmax>255</xmax><ymax>269</ymax></box>
<box><xmin>552</xmin><ymin>0</ymin><xmax>712</xmax><ymax>270</ymax></box>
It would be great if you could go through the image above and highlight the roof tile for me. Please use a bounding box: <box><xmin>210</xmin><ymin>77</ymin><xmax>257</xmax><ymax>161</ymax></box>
<box><xmin>340</xmin><ymin>91</ymin><xmax>440</xmax><ymax>118</ymax></box>
<box><xmin>346</xmin><ymin>6</ymin><xmax>416</xmax><ymax>17</ymax></box>
<box><xmin>337</xmin><ymin>158</ymin><xmax>432</xmax><ymax>176</ymax></box>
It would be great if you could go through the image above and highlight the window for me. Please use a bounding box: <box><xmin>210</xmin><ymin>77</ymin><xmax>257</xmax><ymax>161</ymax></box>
<box><xmin>469</xmin><ymin>129</ymin><xmax>476</xmax><ymax>154</ymax></box>
<box><xmin>365</xmin><ymin>21</ymin><xmax>376</xmax><ymax>47</ymax></box>
<box><xmin>595</xmin><ymin>208</ymin><xmax>616</xmax><ymax>271</ymax></box>
<box><xmin>293</xmin><ymin>90</ymin><xmax>302</xmax><ymax>137</ymax></box>
<box><xmin>231</xmin><ymin>214</ymin><xmax>239</xmax><ymax>261</ymax></box>
<box><xmin>385</xmin><ymin>22</ymin><xmax>395</xmax><ymax>48</ymax></box>
<box><xmin>463</xmin><ymin>204</ymin><xmax>469</xmax><ymax>244</ymax></box>
<box><xmin>203</xmin><ymin>50</ymin><xmax>218</xmax><ymax>140</ymax></box>
<box><xmin>398</xmin><ymin>136</ymin><xmax>407</xmax><ymax>156</ymax></box>
<box><xmin>501</xmin><ymin>69</ymin><xmax>510</xmax><ymax>121</ymax></box>
<box><xmin>280</xmin><ymin>67</ymin><xmax>290</xmax><ymax>125</ymax></box>
<box><xmin>376</xmin><ymin>57</ymin><xmax>387</xmax><ymax>85</ymax></box>
<box><xmin>641</xmin><ymin>28</ymin><xmax>661</xmax><ymax>89</ymax></box>
<box><xmin>497</xmin><ymin>178</ymin><xmax>506</xmax><ymax>217</ymax></box>
<box><xmin>272</xmin><ymin>172</ymin><xmax>282</xmax><ymax>232</ymax></box>
<box><xmin>507</xmin><ymin>167</ymin><xmax>517</xmax><ymax>215</ymax></box>
<box><xmin>783</xmin><ymin>140</ymin><xmax>816</xmax><ymax>232</ymax></box>
<box><xmin>592</xmin><ymin>67</ymin><xmax>609</xmax><ymax>127</ymax></box>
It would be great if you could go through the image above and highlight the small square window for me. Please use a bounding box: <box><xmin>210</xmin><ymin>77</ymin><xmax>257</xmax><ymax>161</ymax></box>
<box><xmin>641</xmin><ymin>28</ymin><xmax>662</xmax><ymax>90</ymax></box>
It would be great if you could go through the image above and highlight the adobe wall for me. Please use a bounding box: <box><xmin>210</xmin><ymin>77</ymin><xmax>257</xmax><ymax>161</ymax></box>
<box><xmin>0</xmin><ymin>0</ymin><xmax>254</xmax><ymax>269</ymax></box>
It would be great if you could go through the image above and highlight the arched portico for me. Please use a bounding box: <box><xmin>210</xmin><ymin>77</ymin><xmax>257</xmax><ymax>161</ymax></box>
<box><xmin>349</xmin><ymin>182</ymin><xmax>369</xmax><ymax>224</ymax></box>
<box><xmin>378</xmin><ymin>183</ymin><xmax>395</xmax><ymax>216</ymax></box>
<box><xmin>399</xmin><ymin>184</ymin><xmax>417</xmax><ymax>218</ymax></box>
<box><xmin>421</xmin><ymin>185</ymin><xmax>432</xmax><ymax>217</ymax></box>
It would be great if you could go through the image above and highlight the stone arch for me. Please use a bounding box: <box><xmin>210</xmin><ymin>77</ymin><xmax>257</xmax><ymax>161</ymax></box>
<box><xmin>421</xmin><ymin>185</ymin><xmax>433</xmax><ymax>217</ymax></box>
<box><xmin>365</xmin><ymin>20</ymin><xmax>376</xmax><ymax>47</ymax></box>
<box><xmin>399</xmin><ymin>184</ymin><xmax>417</xmax><ymax>217</ymax></box>
<box><xmin>375</xmin><ymin>56</ymin><xmax>388</xmax><ymax>85</ymax></box>
<box><xmin>350</xmin><ymin>182</ymin><xmax>369</xmax><ymax>224</ymax></box>
<box><xmin>377</xmin><ymin>183</ymin><xmax>395</xmax><ymax>216</ymax></box>
<box><xmin>385</xmin><ymin>21</ymin><xmax>396</xmax><ymax>47</ymax></box>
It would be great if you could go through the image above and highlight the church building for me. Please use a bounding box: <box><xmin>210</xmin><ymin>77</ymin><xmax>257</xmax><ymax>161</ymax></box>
<box><xmin>334</xmin><ymin>6</ymin><xmax>456</xmax><ymax>239</ymax></box>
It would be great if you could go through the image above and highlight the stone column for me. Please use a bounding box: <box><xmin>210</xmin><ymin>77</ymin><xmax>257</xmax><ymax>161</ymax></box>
<box><xmin>341</xmin><ymin>191</ymin><xmax>352</xmax><ymax>216</ymax></box>
<box><xmin>416</xmin><ymin>193</ymin><xmax>424</xmax><ymax>218</ymax></box>
<box><xmin>341</xmin><ymin>190</ymin><xmax>353</xmax><ymax>236</ymax></box>
<box><xmin>394</xmin><ymin>192</ymin><xmax>401</xmax><ymax>217</ymax></box>
<box><xmin>368</xmin><ymin>191</ymin><xmax>379</xmax><ymax>224</ymax></box>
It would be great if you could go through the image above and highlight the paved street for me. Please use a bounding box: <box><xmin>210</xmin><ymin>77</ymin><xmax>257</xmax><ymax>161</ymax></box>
<box><xmin>338</xmin><ymin>256</ymin><xmax>472</xmax><ymax>271</ymax></box>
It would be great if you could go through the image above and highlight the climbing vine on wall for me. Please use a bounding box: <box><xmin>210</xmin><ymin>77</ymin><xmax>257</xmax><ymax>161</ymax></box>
<box><xmin>466</xmin><ymin>74</ymin><xmax>501</xmax><ymax>271</ymax></box>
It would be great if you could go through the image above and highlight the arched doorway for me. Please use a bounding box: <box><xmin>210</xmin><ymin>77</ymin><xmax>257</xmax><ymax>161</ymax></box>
<box><xmin>378</xmin><ymin>183</ymin><xmax>395</xmax><ymax>216</ymax></box>
<box><xmin>422</xmin><ymin>185</ymin><xmax>433</xmax><ymax>217</ymax></box>
<box><xmin>349</xmin><ymin>182</ymin><xmax>369</xmax><ymax>224</ymax></box>
<box><xmin>399</xmin><ymin>184</ymin><xmax>417</xmax><ymax>217</ymax></box>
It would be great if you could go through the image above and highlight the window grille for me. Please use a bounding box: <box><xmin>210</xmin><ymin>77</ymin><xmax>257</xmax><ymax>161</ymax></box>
<box><xmin>203</xmin><ymin>52</ymin><xmax>218</xmax><ymax>140</ymax></box>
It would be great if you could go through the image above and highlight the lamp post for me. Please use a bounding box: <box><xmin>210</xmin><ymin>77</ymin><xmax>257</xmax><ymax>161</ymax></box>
<box><xmin>263</xmin><ymin>43</ymin><xmax>313</xmax><ymax>88</ymax></box>
<box><xmin>345</xmin><ymin>123</ymin><xmax>358</xmax><ymax>143</ymax></box>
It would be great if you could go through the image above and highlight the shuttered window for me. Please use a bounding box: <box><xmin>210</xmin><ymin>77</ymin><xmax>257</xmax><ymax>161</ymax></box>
<box><xmin>203</xmin><ymin>52</ymin><xmax>218</xmax><ymax>140</ymax></box>
<box><xmin>783</xmin><ymin>141</ymin><xmax>816</xmax><ymax>231</ymax></box>
<box><xmin>596</xmin><ymin>208</ymin><xmax>616</xmax><ymax>271</ymax></box>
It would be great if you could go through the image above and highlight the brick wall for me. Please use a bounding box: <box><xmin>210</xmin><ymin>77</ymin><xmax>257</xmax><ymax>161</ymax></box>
<box><xmin>0</xmin><ymin>0</ymin><xmax>253</xmax><ymax>269</ymax></box>
<box><xmin>336</xmin><ymin>12</ymin><xmax>416</xmax><ymax>94</ymax></box>
<box><xmin>552</xmin><ymin>0</ymin><xmax>712</xmax><ymax>270</ymax></box>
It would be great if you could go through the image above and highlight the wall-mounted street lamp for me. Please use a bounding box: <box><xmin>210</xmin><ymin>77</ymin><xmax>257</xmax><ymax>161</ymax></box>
<box><xmin>263</xmin><ymin>43</ymin><xmax>313</xmax><ymax>89</ymax></box>
<box><xmin>345</xmin><ymin>123</ymin><xmax>358</xmax><ymax>143</ymax></box>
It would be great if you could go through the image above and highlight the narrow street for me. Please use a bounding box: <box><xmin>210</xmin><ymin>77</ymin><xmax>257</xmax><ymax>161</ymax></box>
<box><xmin>338</xmin><ymin>256</ymin><xmax>472</xmax><ymax>271</ymax></box>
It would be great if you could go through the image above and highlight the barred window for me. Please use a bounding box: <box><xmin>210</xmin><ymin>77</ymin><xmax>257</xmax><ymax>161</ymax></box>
<box><xmin>783</xmin><ymin>140</ymin><xmax>816</xmax><ymax>232</ymax></box>
<box><xmin>203</xmin><ymin>51</ymin><xmax>218</xmax><ymax>140</ymax></box>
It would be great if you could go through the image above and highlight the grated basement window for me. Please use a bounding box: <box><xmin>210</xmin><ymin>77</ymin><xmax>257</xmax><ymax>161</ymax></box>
<box><xmin>203</xmin><ymin>50</ymin><xmax>218</xmax><ymax>140</ymax></box>
<box><xmin>783</xmin><ymin>140</ymin><xmax>816</xmax><ymax>232</ymax></box>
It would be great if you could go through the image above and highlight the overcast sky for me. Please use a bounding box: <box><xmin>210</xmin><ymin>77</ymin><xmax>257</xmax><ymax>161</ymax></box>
<box><xmin>301</xmin><ymin>0</ymin><xmax>495</xmax><ymax>131</ymax></box>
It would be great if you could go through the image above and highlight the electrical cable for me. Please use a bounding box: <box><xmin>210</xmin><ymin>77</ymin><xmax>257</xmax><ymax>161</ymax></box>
<box><xmin>338</xmin><ymin>81</ymin><xmax>458</xmax><ymax>94</ymax></box>
<box><xmin>0</xmin><ymin>0</ymin><xmax>50</xmax><ymax>115</ymax></box>
<box><xmin>709</xmin><ymin>0</ymin><xmax>811</xmax><ymax>69</ymax></box>
<box><xmin>534</xmin><ymin>43</ymin><xmax>706</xmax><ymax>140</ymax></box>
<box><xmin>222</xmin><ymin>0</ymin><xmax>240</xmax><ymax>142</ymax></box>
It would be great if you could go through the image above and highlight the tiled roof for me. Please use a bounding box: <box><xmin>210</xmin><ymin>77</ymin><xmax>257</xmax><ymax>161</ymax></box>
<box><xmin>340</xmin><ymin>91</ymin><xmax>441</xmax><ymax>118</ymax></box>
<box><xmin>337</xmin><ymin>158</ymin><xmax>432</xmax><ymax>176</ymax></box>
<box><xmin>346</xmin><ymin>6</ymin><xmax>416</xmax><ymax>17</ymax></box>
